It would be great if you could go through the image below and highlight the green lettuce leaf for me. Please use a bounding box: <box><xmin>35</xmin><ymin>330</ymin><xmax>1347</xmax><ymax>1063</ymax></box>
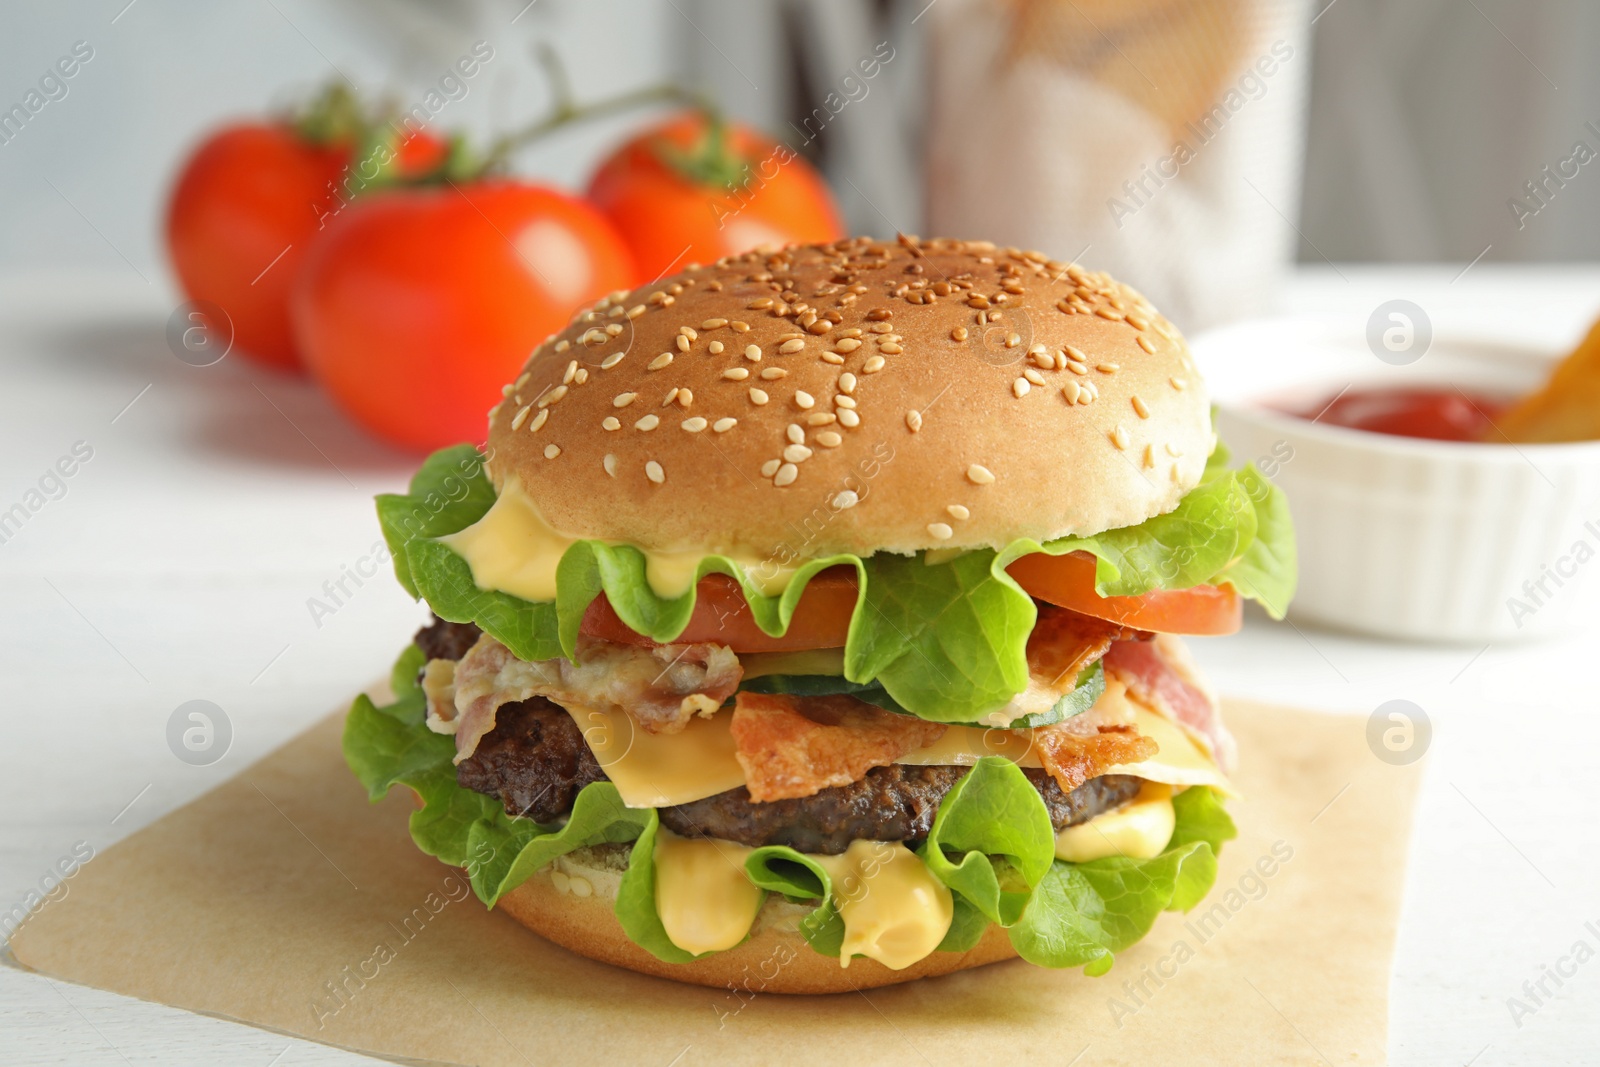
<box><xmin>613</xmin><ymin>810</ymin><xmax>707</xmax><ymax>963</ymax></box>
<box><xmin>376</xmin><ymin>438</ymin><xmax>1292</xmax><ymax>724</ymax></box>
<box><xmin>916</xmin><ymin>756</ymin><xmax>1056</xmax><ymax>925</ymax></box>
<box><xmin>1006</xmin><ymin>786</ymin><xmax>1236</xmax><ymax>974</ymax></box>
<box><xmin>744</xmin><ymin>847</ymin><xmax>847</xmax><ymax>956</ymax></box>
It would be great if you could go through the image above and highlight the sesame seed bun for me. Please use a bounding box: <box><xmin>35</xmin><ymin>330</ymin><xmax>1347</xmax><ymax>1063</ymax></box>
<box><xmin>486</xmin><ymin>235</ymin><xmax>1212</xmax><ymax>559</ymax></box>
<box><xmin>494</xmin><ymin>845</ymin><xmax>1020</xmax><ymax>994</ymax></box>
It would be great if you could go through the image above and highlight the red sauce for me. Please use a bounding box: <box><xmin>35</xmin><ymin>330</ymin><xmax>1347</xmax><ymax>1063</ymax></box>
<box><xmin>1282</xmin><ymin>387</ymin><xmax>1511</xmax><ymax>442</ymax></box>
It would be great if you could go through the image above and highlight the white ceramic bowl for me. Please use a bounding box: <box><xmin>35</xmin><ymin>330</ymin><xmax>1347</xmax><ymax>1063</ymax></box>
<box><xmin>1190</xmin><ymin>318</ymin><xmax>1600</xmax><ymax>643</ymax></box>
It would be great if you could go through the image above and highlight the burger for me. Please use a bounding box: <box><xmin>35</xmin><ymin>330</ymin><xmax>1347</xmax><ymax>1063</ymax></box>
<box><xmin>344</xmin><ymin>236</ymin><xmax>1295</xmax><ymax>993</ymax></box>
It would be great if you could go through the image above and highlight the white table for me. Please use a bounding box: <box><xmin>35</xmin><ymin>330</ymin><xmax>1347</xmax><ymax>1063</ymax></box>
<box><xmin>2</xmin><ymin>266</ymin><xmax>1597</xmax><ymax>1065</ymax></box>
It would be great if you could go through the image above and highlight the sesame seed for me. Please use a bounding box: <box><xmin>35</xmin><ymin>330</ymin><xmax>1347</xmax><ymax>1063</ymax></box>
<box><xmin>529</xmin><ymin>408</ymin><xmax>549</xmax><ymax>432</ymax></box>
<box><xmin>836</xmin><ymin>373</ymin><xmax>857</xmax><ymax>396</ymax></box>
<box><xmin>713</xmin><ymin>417</ymin><xmax>737</xmax><ymax>433</ymax></box>
<box><xmin>1013</xmin><ymin>378</ymin><xmax>1031</xmax><ymax>398</ymax></box>
<box><xmin>762</xmin><ymin>368</ymin><xmax>789</xmax><ymax>381</ymax></box>
<box><xmin>1170</xmin><ymin>463</ymin><xmax>1182</xmax><ymax>483</ymax></box>
<box><xmin>817</xmin><ymin>430</ymin><xmax>843</xmax><ymax>447</ymax></box>
<box><xmin>1142</xmin><ymin>443</ymin><xmax>1155</xmax><ymax>469</ymax></box>
<box><xmin>1024</xmin><ymin>368</ymin><xmax>1046</xmax><ymax>386</ymax></box>
<box><xmin>1062</xmin><ymin>381</ymin><xmax>1082</xmax><ymax>404</ymax></box>
<box><xmin>702</xmin><ymin>318</ymin><xmax>728</xmax><ymax>330</ymax></box>
<box><xmin>968</xmin><ymin>295</ymin><xmax>991</xmax><ymax>309</ymax></box>
<box><xmin>870</xmin><ymin>321</ymin><xmax>894</xmax><ymax>333</ymax></box>
<box><xmin>730</xmin><ymin>320</ymin><xmax>751</xmax><ymax>332</ymax></box>
<box><xmin>779</xmin><ymin>338</ymin><xmax>806</xmax><ymax>354</ymax></box>
<box><xmin>821</xmin><ymin>351</ymin><xmax>846</xmax><ymax>364</ymax></box>
<box><xmin>602</xmin><ymin>416</ymin><xmax>620</xmax><ymax>431</ymax></box>
<box><xmin>537</xmin><ymin>384</ymin><xmax>568</xmax><ymax>408</ymax></box>
<box><xmin>613</xmin><ymin>392</ymin><xmax>637</xmax><ymax>407</ymax></box>
<box><xmin>664</xmin><ymin>387</ymin><xmax>680</xmax><ymax>406</ymax></box>
<box><xmin>835</xmin><ymin>338</ymin><xmax>862</xmax><ymax>353</ymax></box>
<box><xmin>966</xmin><ymin>464</ymin><xmax>995</xmax><ymax>485</ymax></box>
<box><xmin>1004</xmin><ymin>333</ymin><xmax>1021</xmax><ymax>348</ymax></box>
<box><xmin>1136</xmin><ymin>335</ymin><xmax>1156</xmax><ymax>354</ymax></box>
<box><xmin>906</xmin><ymin>410</ymin><xmax>923</xmax><ymax>432</ymax></box>
<box><xmin>951</xmin><ymin>327</ymin><xmax>968</xmax><ymax>342</ymax></box>
<box><xmin>863</xmin><ymin>356</ymin><xmax>886</xmax><ymax>373</ymax></box>
<box><xmin>681</xmin><ymin>416</ymin><xmax>708</xmax><ymax>432</ymax></box>
<box><xmin>723</xmin><ymin>367</ymin><xmax>750</xmax><ymax>381</ymax></box>
<box><xmin>603</xmin><ymin>454</ymin><xmax>617</xmax><ymax>476</ymax></box>
<box><xmin>563</xmin><ymin>360</ymin><xmax>578</xmax><ymax>384</ymax></box>
<box><xmin>750</xmin><ymin>388</ymin><xmax>770</xmax><ymax>405</ymax></box>
<box><xmin>605</xmin><ymin>323</ymin><xmax>624</xmax><ymax>337</ymax></box>
<box><xmin>601</xmin><ymin>352</ymin><xmax>625</xmax><ymax>369</ymax></box>
<box><xmin>760</xmin><ymin>459</ymin><xmax>781</xmax><ymax>477</ymax></box>
<box><xmin>646</xmin><ymin>461</ymin><xmax>665</xmax><ymax>484</ymax></box>
<box><xmin>774</xmin><ymin>463</ymin><xmax>799</xmax><ymax>487</ymax></box>
<box><xmin>879</xmin><ymin>342</ymin><xmax>903</xmax><ymax>355</ymax></box>
<box><xmin>1065</xmin><ymin>345</ymin><xmax>1087</xmax><ymax>363</ymax></box>
<box><xmin>709</xmin><ymin>340</ymin><xmax>725</xmax><ymax>355</ymax></box>
<box><xmin>806</xmin><ymin>412</ymin><xmax>837</xmax><ymax>426</ymax></box>
<box><xmin>1132</xmin><ymin>396</ymin><xmax>1150</xmax><ymax>419</ymax></box>
<box><xmin>927</xmin><ymin>522</ymin><xmax>954</xmax><ymax>540</ymax></box>
<box><xmin>1096</xmin><ymin>362</ymin><xmax>1119</xmax><ymax>374</ymax></box>
<box><xmin>795</xmin><ymin>390</ymin><xmax>815</xmax><ymax>409</ymax></box>
<box><xmin>834</xmin><ymin>395</ymin><xmax>857</xmax><ymax>410</ymax></box>
<box><xmin>679</xmin><ymin>326</ymin><xmax>697</xmax><ymax>341</ymax></box>
<box><xmin>1054</xmin><ymin>351</ymin><xmax>1068</xmax><ymax>370</ymax></box>
<box><xmin>745</xmin><ymin>345</ymin><xmax>762</xmax><ymax>361</ymax></box>
<box><xmin>838</xmin><ymin>409</ymin><xmax>860</xmax><ymax>428</ymax></box>
<box><xmin>555</xmin><ymin>339</ymin><xmax>571</xmax><ymax>353</ymax></box>
<box><xmin>544</xmin><ymin>444</ymin><xmax>561</xmax><ymax>459</ymax></box>
<box><xmin>626</xmin><ymin>304</ymin><xmax>646</xmax><ymax>319</ymax></box>
<box><xmin>747</xmin><ymin>298</ymin><xmax>774</xmax><ymax>310</ymax></box>
<box><xmin>947</xmin><ymin>504</ymin><xmax>970</xmax><ymax>520</ymax></box>
<box><xmin>649</xmin><ymin>352</ymin><xmax>674</xmax><ymax>371</ymax></box>
<box><xmin>675</xmin><ymin>335</ymin><xmax>690</xmax><ymax>353</ymax></box>
<box><xmin>1111</xmin><ymin>426</ymin><xmax>1130</xmax><ymax>450</ymax></box>
<box><xmin>783</xmin><ymin>444</ymin><xmax>813</xmax><ymax>463</ymax></box>
<box><xmin>832</xmin><ymin>490</ymin><xmax>858</xmax><ymax>509</ymax></box>
<box><xmin>786</xmin><ymin>424</ymin><xmax>805</xmax><ymax>445</ymax></box>
<box><xmin>574</xmin><ymin>367</ymin><xmax>589</xmax><ymax>385</ymax></box>
<box><xmin>1067</xmin><ymin>361</ymin><xmax>1088</xmax><ymax>375</ymax></box>
<box><xmin>1096</xmin><ymin>307</ymin><xmax>1124</xmax><ymax>321</ymax></box>
<box><xmin>677</xmin><ymin>388</ymin><xmax>693</xmax><ymax>407</ymax></box>
<box><xmin>511</xmin><ymin>405</ymin><xmax>531</xmax><ymax>430</ymax></box>
<box><xmin>636</xmin><ymin>414</ymin><xmax>660</xmax><ymax>431</ymax></box>
<box><xmin>1170</xmin><ymin>376</ymin><xmax>1186</xmax><ymax>390</ymax></box>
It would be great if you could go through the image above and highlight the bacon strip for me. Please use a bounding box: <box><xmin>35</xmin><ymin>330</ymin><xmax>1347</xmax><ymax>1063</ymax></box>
<box><xmin>1104</xmin><ymin>635</ymin><xmax>1234</xmax><ymax>772</ymax></box>
<box><xmin>1031</xmin><ymin>723</ymin><xmax>1158</xmax><ymax>794</ymax></box>
<box><xmin>730</xmin><ymin>692</ymin><xmax>947</xmax><ymax>802</ymax></box>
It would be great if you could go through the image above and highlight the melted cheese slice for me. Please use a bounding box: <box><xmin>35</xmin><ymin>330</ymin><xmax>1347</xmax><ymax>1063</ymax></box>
<box><xmin>653</xmin><ymin>830</ymin><xmax>764</xmax><ymax>954</ymax></box>
<box><xmin>563</xmin><ymin>703</ymin><xmax>747</xmax><ymax>808</ymax></box>
<box><xmin>816</xmin><ymin>842</ymin><xmax>954</xmax><ymax>970</ymax></box>
<box><xmin>566</xmin><ymin>693</ymin><xmax>1228</xmax><ymax>809</ymax></box>
<box><xmin>1054</xmin><ymin>782</ymin><xmax>1175</xmax><ymax>862</ymax></box>
<box><xmin>441</xmin><ymin>474</ymin><xmax>799</xmax><ymax>600</ymax></box>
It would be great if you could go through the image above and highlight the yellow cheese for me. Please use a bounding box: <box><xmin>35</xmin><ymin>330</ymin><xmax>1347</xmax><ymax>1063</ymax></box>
<box><xmin>653</xmin><ymin>830</ymin><xmax>764</xmax><ymax>954</ymax></box>
<box><xmin>818</xmin><ymin>841</ymin><xmax>953</xmax><ymax>970</ymax></box>
<box><xmin>440</xmin><ymin>474</ymin><xmax>798</xmax><ymax>600</ymax></box>
<box><xmin>1053</xmin><ymin>782</ymin><xmax>1175</xmax><ymax>862</ymax></box>
<box><xmin>1106</xmin><ymin>706</ymin><xmax>1234</xmax><ymax>795</ymax></box>
<box><xmin>560</xmin><ymin>703</ymin><xmax>746</xmax><ymax>808</ymax></box>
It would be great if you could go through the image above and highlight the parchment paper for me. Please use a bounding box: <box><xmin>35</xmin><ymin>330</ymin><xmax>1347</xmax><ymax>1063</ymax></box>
<box><xmin>8</xmin><ymin>697</ymin><xmax>1421</xmax><ymax>1066</ymax></box>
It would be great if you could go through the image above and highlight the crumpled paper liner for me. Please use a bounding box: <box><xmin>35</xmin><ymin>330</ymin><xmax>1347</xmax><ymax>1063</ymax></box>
<box><xmin>8</xmin><ymin>697</ymin><xmax>1420</xmax><ymax>1066</ymax></box>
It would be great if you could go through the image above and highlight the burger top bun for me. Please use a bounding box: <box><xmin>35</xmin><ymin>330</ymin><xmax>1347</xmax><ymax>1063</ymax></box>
<box><xmin>487</xmin><ymin>236</ymin><xmax>1212</xmax><ymax>558</ymax></box>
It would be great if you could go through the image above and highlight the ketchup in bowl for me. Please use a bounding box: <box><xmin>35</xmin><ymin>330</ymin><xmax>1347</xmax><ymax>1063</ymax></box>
<box><xmin>1283</xmin><ymin>387</ymin><xmax>1511</xmax><ymax>442</ymax></box>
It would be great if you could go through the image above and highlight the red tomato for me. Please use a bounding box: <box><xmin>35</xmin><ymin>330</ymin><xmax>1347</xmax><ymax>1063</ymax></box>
<box><xmin>166</xmin><ymin>123</ymin><xmax>447</xmax><ymax>372</ymax></box>
<box><xmin>1007</xmin><ymin>552</ymin><xmax>1242</xmax><ymax>636</ymax></box>
<box><xmin>587</xmin><ymin>112</ymin><xmax>844</xmax><ymax>280</ymax></box>
<box><xmin>292</xmin><ymin>181</ymin><xmax>637</xmax><ymax>452</ymax></box>
<box><xmin>580</xmin><ymin>571</ymin><xmax>859</xmax><ymax>652</ymax></box>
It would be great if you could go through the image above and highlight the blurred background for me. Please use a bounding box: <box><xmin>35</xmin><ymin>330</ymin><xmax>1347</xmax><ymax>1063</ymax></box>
<box><xmin>7</xmin><ymin>0</ymin><xmax>1600</xmax><ymax>294</ymax></box>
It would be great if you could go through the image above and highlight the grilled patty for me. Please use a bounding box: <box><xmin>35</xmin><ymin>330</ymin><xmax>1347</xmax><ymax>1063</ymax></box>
<box><xmin>421</xmin><ymin>617</ymin><xmax>1144</xmax><ymax>854</ymax></box>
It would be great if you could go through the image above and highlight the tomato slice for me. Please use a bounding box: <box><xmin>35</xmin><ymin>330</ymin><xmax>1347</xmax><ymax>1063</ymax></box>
<box><xmin>1008</xmin><ymin>552</ymin><xmax>1242</xmax><ymax>635</ymax></box>
<box><xmin>579</xmin><ymin>569</ymin><xmax>859</xmax><ymax>652</ymax></box>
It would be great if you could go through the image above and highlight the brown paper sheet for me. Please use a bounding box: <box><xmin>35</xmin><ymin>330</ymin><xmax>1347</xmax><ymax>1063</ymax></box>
<box><xmin>9</xmin><ymin>698</ymin><xmax>1421</xmax><ymax>1066</ymax></box>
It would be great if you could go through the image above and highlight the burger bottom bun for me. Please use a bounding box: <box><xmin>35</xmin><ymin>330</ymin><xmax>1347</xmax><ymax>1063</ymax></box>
<box><xmin>493</xmin><ymin>845</ymin><xmax>1020</xmax><ymax>994</ymax></box>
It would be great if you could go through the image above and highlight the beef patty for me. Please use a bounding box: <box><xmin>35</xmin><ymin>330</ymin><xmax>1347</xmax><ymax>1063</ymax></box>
<box><xmin>422</xmin><ymin>618</ymin><xmax>1145</xmax><ymax>854</ymax></box>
